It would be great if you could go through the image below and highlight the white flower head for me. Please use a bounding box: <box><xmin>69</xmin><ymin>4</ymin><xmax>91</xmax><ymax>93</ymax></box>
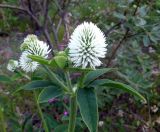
<box><xmin>7</xmin><ymin>59</ymin><xmax>19</xmax><ymax>72</ymax></box>
<box><xmin>19</xmin><ymin>51</ymin><xmax>39</xmax><ymax>73</ymax></box>
<box><xmin>68</xmin><ymin>22</ymin><xmax>107</xmax><ymax>69</ymax></box>
<box><xmin>98</xmin><ymin>121</ymin><xmax>104</xmax><ymax>127</ymax></box>
<box><xmin>19</xmin><ymin>34</ymin><xmax>51</xmax><ymax>72</ymax></box>
<box><xmin>20</xmin><ymin>34</ymin><xmax>38</xmax><ymax>51</ymax></box>
<box><xmin>21</xmin><ymin>34</ymin><xmax>51</xmax><ymax>58</ymax></box>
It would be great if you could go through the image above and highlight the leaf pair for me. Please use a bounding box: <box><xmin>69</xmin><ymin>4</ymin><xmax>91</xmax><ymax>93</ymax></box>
<box><xmin>76</xmin><ymin>68</ymin><xmax>146</xmax><ymax>132</ymax></box>
<box><xmin>28</xmin><ymin>54</ymin><xmax>67</xmax><ymax>69</ymax></box>
<box><xmin>21</xmin><ymin>80</ymin><xmax>64</xmax><ymax>103</ymax></box>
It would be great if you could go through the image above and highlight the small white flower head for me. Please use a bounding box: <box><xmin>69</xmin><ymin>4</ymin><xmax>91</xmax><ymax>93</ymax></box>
<box><xmin>151</xmin><ymin>105</ymin><xmax>159</xmax><ymax>113</ymax></box>
<box><xmin>98</xmin><ymin>121</ymin><xmax>104</xmax><ymax>127</ymax></box>
<box><xmin>21</xmin><ymin>34</ymin><xmax>51</xmax><ymax>58</ymax></box>
<box><xmin>19</xmin><ymin>51</ymin><xmax>39</xmax><ymax>73</ymax></box>
<box><xmin>19</xmin><ymin>34</ymin><xmax>51</xmax><ymax>72</ymax></box>
<box><xmin>68</xmin><ymin>22</ymin><xmax>107</xmax><ymax>69</ymax></box>
<box><xmin>7</xmin><ymin>59</ymin><xmax>19</xmax><ymax>72</ymax></box>
<box><xmin>20</xmin><ymin>34</ymin><xmax>38</xmax><ymax>51</ymax></box>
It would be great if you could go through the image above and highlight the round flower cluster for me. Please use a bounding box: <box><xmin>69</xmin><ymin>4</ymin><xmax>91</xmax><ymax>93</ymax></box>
<box><xmin>68</xmin><ymin>22</ymin><xmax>107</xmax><ymax>69</ymax></box>
<box><xmin>19</xmin><ymin>34</ymin><xmax>51</xmax><ymax>72</ymax></box>
<box><xmin>7</xmin><ymin>59</ymin><xmax>19</xmax><ymax>72</ymax></box>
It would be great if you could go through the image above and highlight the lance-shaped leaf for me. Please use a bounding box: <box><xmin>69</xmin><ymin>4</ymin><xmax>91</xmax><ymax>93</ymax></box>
<box><xmin>38</xmin><ymin>86</ymin><xmax>64</xmax><ymax>103</ymax></box>
<box><xmin>22</xmin><ymin>80</ymin><xmax>53</xmax><ymax>90</ymax></box>
<box><xmin>84</xmin><ymin>68</ymin><xmax>116</xmax><ymax>86</ymax></box>
<box><xmin>0</xmin><ymin>75</ymin><xmax>12</xmax><ymax>82</ymax></box>
<box><xmin>54</xmin><ymin>124</ymin><xmax>68</xmax><ymax>132</ymax></box>
<box><xmin>28</xmin><ymin>55</ymin><xmax>49</xmax><ymax>65</ymax></box>
<box><xmin>77</xmin><ymin>88</ymin><xmax>98</xmax><ymax>132</ymax></box>
<box><xmin>67</xmin><ymin>67</ymin><xmax>93</xmax><ymax>73</ymax></box>
<box><xmin>90</xmin><ymin>79</ymin><xmax>146</xmax><ymax>103</ymax></box>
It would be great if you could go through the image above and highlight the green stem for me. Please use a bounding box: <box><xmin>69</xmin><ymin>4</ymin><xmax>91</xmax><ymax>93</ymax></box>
<box><xmin>78</xmin><ymin>72</ymin><xmax>85</xmax><ymax>88</ymax></box>
<box><xmin>15</xmin><ymin>70</ymin><xmax>31</xmax><ymax>80</ymax></box>
<box><xmin>43</xmin><ymin>65</ymin><xmax>68</xmax><ymax>92</ymax></box>
<box><xmin>68</xmin><ymin>95</ymin><xmax>77</xmax><ymax>132</ymax></box>
<box><xmin>64</xmin><ymin>71</ymin><xmax>77</xmax><ymax>132</ymax></box>
<box><xmin>0</xmin><ymin>107</ymin><xmax>6</xmax><ymax>132</ymax></box>
<box><xmin>17</xmin><ymin>71</ymin><xmax>48</xmax><ymax>131</ymax></box>
<box><xmin>33</xmin><ymin>91</ymin><xmax>49</xmax><ymax>132</ymax></box>
<box><xmin>65</xmin><ymin>71</ymin><xmax>72</xmax><ymax>92</ymax></box>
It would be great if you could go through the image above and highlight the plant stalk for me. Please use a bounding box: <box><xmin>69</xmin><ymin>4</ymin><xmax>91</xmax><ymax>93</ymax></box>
<box><xmin>65</xmin><ymin>71</ymin><xmax>73</xmax><ymax>92</ymax></box>
<box><xmin>65</xmin><ymin>71</ymin><xmax>77</xmax><ymax>132</ymax></box>
<box><xmin>0</xmin><ymin>107</ymin><xmax>6</xmax><ymax>132</ymax></box>
<box><xmin>43</xmin><ymin>65</ymin><xmax>68</xmax><ymax>92</ymax></box>
<box><xmin>16</xmin><ymin>71</ymin><xmax>49</xmax><ymax>131</ymax></box>
<box><xmin>68</xmin><ymin>95</ymin><xmax>77</xmax><ymax>132</ymax></box>
<box><xmin>33</xmin><ymin>91</ymin><xmax>49</xmax><ymax>132</ymax></box>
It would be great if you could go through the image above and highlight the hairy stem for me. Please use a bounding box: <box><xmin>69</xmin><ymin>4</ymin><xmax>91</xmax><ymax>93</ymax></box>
<box><xmin>65</xmin><ymin>71</ymin><xmax>77</xmax><ymax>132</ymax></box>
<box><xmin>0</xmin><ymin>107</ymin><xmax>6</xmax><ymax>132</ymax></box>
<box><xmin>68</xmin><ymin>95</ymin><xmax>77</xmax><ymax>132</ymax></box>
<box><xmin>65</xmin><ymin>71</ymin><xmax>72</xmax><ymax>92</ymax></box>
<box><xmin>33</xmin><ymin>91</ymin><xmax>49</xmax><ymax>132</ymax></box>
<box><xmin>43</xmin><ymin>65</ymin><xmax>68</xmax><ymax>92</ymax></box>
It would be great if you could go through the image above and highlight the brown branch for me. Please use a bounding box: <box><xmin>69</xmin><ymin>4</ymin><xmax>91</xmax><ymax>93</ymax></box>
<box><xmin>107</xmin><ymin>28</ymin><xmax>130</xmax><ymax>67</ymax></box>
<box><xmin>105</xmin><ymin>21</ymin><xmax>125</xmax><ymax>36</ymax></box>
<box><xmin>0</xmin><ymin>4</ymin><xmax>41</xmax><ymax>30</ymax></box>
<box><xmin>43</xmin><ymin>0</ymin><xmax>49</xmax><ymax>28</ymax></box>
<box><xmin>54</xmin><ymin>0</ymin><xmax>70</xmax><ymax>41</ymax></box>
<box><xmin>38</xmin><ymin>0</ymin><xmax>59</xmax><ymax>49</ymax></box>
<box><xmin>47</xmin><ymin>16</ymin><xmax>59</xmax><ymax>48</ymax></box>
<box><xmin>57</xmin><ymin>18</ymin><xmax>62</xmax><ymax>33</ymax></box>
<box><xmin>0</xmin><ymin>3</ymin><xmax>53</xmax><ymax>50</ymax></box>
<box><xmin>0</xmin><ymin>4</ymin><xmax>27</xmax><ymax>12</ymax></box>
<box><xmin>133</xmin><ymin>0</ymin><xmax>141</xmax><ymax>15</ymax></box>
<box><xmin>107</xmin><ymin>0</ymin><xmax>141</xmax><ymax>67</ymax></box>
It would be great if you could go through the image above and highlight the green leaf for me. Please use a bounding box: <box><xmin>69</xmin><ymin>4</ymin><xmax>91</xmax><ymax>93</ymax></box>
<box><xmin>54</xmin><ymin>124</ymin><xmax>68</xmax><ymax>132</ymax></box>
<box><xmin>0</xmin><ymin>75</ymin><xmax>11</xmax><ymax>82</ymax></box>
<box><xmin>67</xmin><ymin>67</ymin><xmax>93</xmax><ymax>73</ymax></box>
<box><xmin>113</xmin><ymin>12</ymin><xmax>126</xmax><ymax>19</ymax></box>
<box><xmin>38</xmin><ymin>86</ymin><xmax>64</xmax><ymax>103</ymax></box>
<box><xmin>44</xmin><ymin>113</ymin><xmax>59</xmax><ymax>130</ymax></box>
<box><xmin>54</xmin><ymin>56</ymin><xmax>67</xmax><ymax>69</ymax></box>
<box><xmin>48</xmin><ymin>53</ymin><xmax>67</xmax><ymax>69</ymax></box>
<box><xmin>143</xmin><ymin>35</ymin><xmax>150</xmax><ymax>47</ymax></box>
<box><xmin>91</xmin><ymin>79</ymin><xmax>146</xmax><ymax>102</ymax></box>
<box><xmin>22</xmin><ymin>80</ymin><xmax>52</xmax><ymax>90</ymax></box>
<box><xmin>134</xmin><ymin>17</ymin><xmax>146</xmax><ymax>26</ymax></box>
<box><xmin>77</xmin><ymin>88</ymin><xmax>98</xmax><ymax>132</ymax></box>
<box><xmin>56</xmin><ymin>51</ymin><xmax>68</xmax><ymax>57</ymax></box>
<box><xmin>11</xmin><ymin>73</ymin><xmax>22</xmax><ymax>81</ymax></box>
<box><xmin>28</xmin><ymin>55</ymin><xmax>49</xmax><ymax>65</ymax></box>
<box><xmin>84</xmin><ymin>68</ymin><xmax>115</xmax><ymax>86</ymax></box>
<box><xmin>138</xmin><ymin>5</ymin><xmax>148</xmax><ymax>17</ymax></box>
<box><xmin>48</xmin><ymin>58</ymin><xmax>58</xmax><ymax>67</ymax></box>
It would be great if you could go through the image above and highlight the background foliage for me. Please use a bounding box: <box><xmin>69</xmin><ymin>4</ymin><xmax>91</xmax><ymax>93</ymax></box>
<box><xmin>0</xmin><ymin>0</ymin><xmax>160</xmax><ymax>131</ymax></box>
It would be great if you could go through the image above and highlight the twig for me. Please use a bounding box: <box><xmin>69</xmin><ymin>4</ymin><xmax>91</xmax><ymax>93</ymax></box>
<box><xmin>133</xmin><ymin>0</ymin><xmax>141</xmax><ymax>15</ymax></box>
<box><xmin>105</xmin><ymin>21</ymin><xmax>125</xmax><ymax>36</ymax></box>
<box><xmin>0</xmin><ymin>4</ymin><xmax>27</xmax><ymax>12</ymax></box>
<box><xmin>38</xmin><ymin>0</ymin><xmax>59</xmax><ymax>48</ymax></box>
<box><xmin>43</xmin><ymin>0</ymin><xmax>49</xmax><ymax>28</ymax></box>
<box><xmin>47</xmin><ymin>16</ymin><xmax>59</xmax><ymax>47</ymax></box>
<box><xmin>54</xmin><ymin>0</ymin><xmax>70</xmax><ymax>40</ymax></box>
<box><xmin>0</xmin><ymin>4</ymin><xmax>53</xmax><ymax>50</ymax></box>
<box><xmin>57</xmin><ymin>18</ymin><xmax>62</xmax><ymax>34</ymax></box>
<box><xmin>107</xmin><ymin>28</ymin><xmax>129</xmax><ymax>66</ymax></box>
<box><xmin>107</xmin><ymin>0</ymin><xmax>141</xmax><ymax>67</ymax></box>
